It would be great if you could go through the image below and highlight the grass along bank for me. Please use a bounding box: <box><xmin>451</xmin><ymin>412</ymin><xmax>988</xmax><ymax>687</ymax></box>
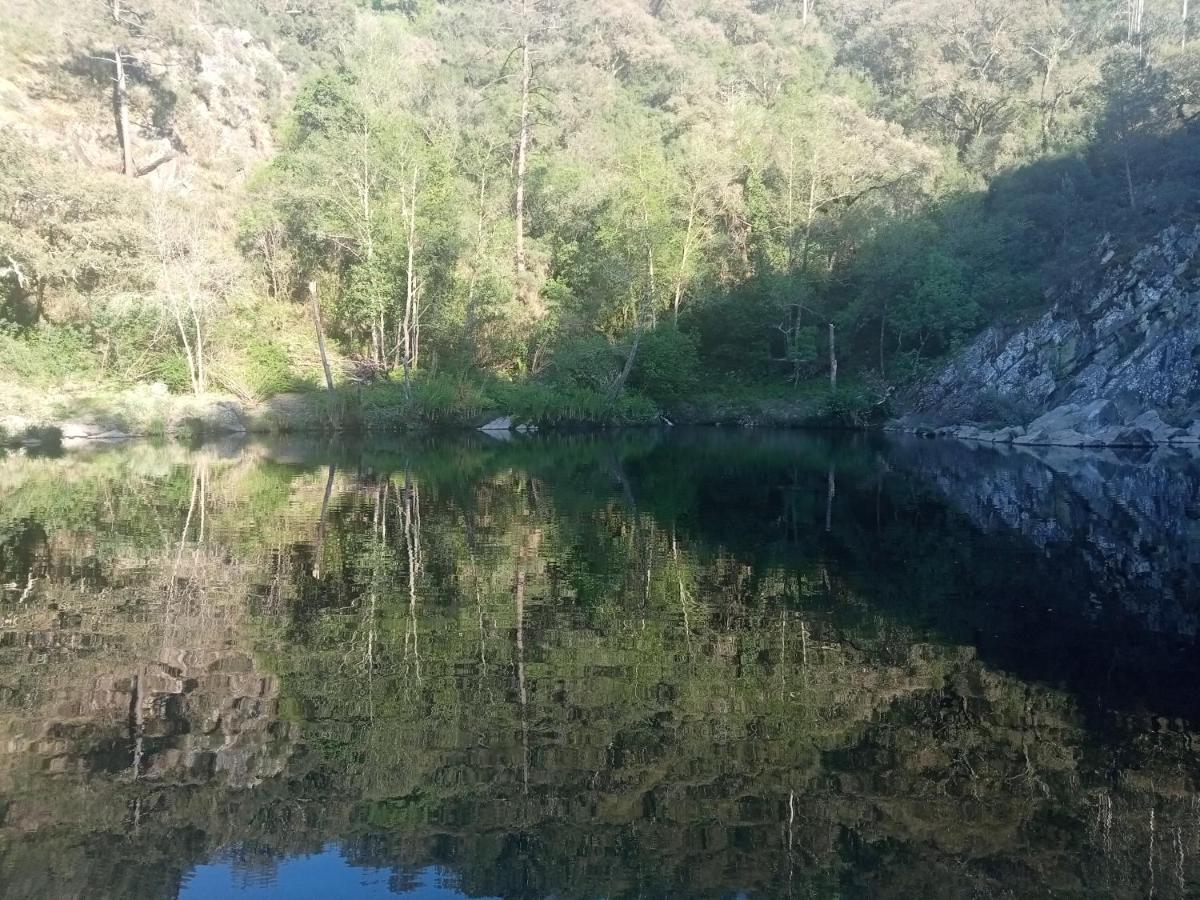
<box><xmin>0</xmin><ymin>371</ymin><xmax>889</xmax><ymax>448</ymax></box>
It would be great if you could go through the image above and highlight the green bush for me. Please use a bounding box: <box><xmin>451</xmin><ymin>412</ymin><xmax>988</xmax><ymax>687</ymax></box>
<box><xmin>490</xmin><ymin>380</ymin><xmax>657</xmax><ymax>427</ymax></box>
<box><xmin>0</xmin><ymin>325</ymin><xmax>96</xmax><ymax>384</ymax></box>
<box><xmin>410</xmin><ymin>373</ymin><xmax>489</xmax><ymax>425</ymax></box>
<box><xmin>244</xmin><ymin>339</ymin><xmax>303</xmax><ymax>398</ymax></box>
<box><xmin>630</xmin><ymin>327</ymin><xmax>700</xmax><ymax>401</ymax></box>
<box><xmin>811</xmin><ymin>386</ymin><xmax>889</xmax><ymax>427</ymax></box>
<box><xmin>545</xmin><ymin>332</ymin><xmax>620</xmax><ymax>392</ymax></box>
<box><xmin>151</xmin><ymin>351</ymin><xmax>193</xmax><ymax>394</ymax></box>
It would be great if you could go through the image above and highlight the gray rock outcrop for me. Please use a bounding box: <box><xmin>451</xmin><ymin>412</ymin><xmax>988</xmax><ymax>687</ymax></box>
<box><xmin>900</xmin><ymin>225</ymin><xmax>1200</xmax><ymax>447</ymax></box>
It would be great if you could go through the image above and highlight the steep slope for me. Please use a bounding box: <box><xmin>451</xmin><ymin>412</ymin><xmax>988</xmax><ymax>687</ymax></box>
<box><xmin>0</xmin><ymin>0</ymin><xmax>349</xmax><ymax>411</ymax></box>
<box><xmin>902</xmin><ymin>224</ymin><xmax>1200</xmax><ymax>446</ymax></box>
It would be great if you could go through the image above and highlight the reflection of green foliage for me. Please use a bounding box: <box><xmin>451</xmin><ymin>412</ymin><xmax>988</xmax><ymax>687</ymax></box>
<box><xmin>2</xmin><ymin>435</ymin><xmax>1200</xmax><ymax>899</ymax></box>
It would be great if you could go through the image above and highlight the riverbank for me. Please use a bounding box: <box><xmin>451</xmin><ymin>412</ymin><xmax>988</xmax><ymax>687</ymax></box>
<box><xmin>0</xmin><ymin>383</ymin><xmax>255</xmax><ymax>447</ymax></box>
<box><xmin>0</xmin><ymin>376</ymin><xmax>885</xmax><ymax>448</ymax></box>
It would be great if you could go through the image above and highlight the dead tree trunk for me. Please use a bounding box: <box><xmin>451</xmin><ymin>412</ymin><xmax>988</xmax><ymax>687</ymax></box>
<box><xmin>312</xmin><ymin>464</ymin><xmax>335</xmax><ymax>579</ymax></box>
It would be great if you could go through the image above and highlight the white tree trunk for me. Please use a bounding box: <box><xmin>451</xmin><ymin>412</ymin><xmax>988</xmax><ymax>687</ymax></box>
<box><xmin>828</xmin><ymin>322</ymin><xmax>837</xmax><ymax>393</ymax></box>
<box><xmin>514</xmin><ymin>9</ymin><xmax>532</xmax><ymax>286</ymax></box>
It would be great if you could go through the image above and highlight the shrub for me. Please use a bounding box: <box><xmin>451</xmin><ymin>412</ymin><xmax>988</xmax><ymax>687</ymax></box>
<box><xmin>410</xmin><ymin>373</ymin><xmax>489</xmax><ymax>425</ymax></box>
<box><xmin>0</xmin><ymin>325</ymin><xmax>96</xmax><ymax>384</ymax></box>
<box><xmin>243</xmin><ymin>339</ymin><xmax>303</xmax><ymax>398</ymax></box>
<box><xmin>544</xmin><ymin>332</ymin><xmax>621</xmax><ymax>393</ymax></box>
<box><xmin>151</xmin><ymin>351</ymin><xmax>193</xmax><ymax>394</ymax></box>
<box><xmin>630</xmin><ymin>327</ymin><xmax>700</xmax><ymax>401</ymax></box>
<box><xmin>811</xmin><ymin>386</ymin><xmax>889</xmax><ymax>427</ymax></box>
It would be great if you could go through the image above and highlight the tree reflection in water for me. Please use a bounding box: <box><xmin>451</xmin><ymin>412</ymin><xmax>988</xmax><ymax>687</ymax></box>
<box><xmin>1</xmin><ymin>431</ymin><xmax>1199</xmax><ymax>899</ymax></box>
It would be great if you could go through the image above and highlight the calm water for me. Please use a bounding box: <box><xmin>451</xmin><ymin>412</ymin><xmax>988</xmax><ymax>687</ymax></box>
<box><xmin>2</xmin><ymin>430</ymin><xmax>1200</xmax><ymax>899</ymax></box>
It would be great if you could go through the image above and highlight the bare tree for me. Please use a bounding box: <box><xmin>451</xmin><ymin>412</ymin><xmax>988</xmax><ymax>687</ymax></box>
<box><xmin>150</xmin><ymin>199</ymin><xmax>233</xmax><ymax>396</ymax></box>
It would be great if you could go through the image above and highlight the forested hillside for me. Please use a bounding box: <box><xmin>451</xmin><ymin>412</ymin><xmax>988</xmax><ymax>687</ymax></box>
<box><xmin>2</xmin><ymin>0</ymin><xmax>1198</xmax><ymax>431</ymax></box>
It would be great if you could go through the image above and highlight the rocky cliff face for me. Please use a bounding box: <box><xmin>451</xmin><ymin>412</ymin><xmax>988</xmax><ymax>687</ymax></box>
<box><xmin>903</xmin><ymin>224</ymin><xmax>1200</xmax><ymax>446</ymax></box>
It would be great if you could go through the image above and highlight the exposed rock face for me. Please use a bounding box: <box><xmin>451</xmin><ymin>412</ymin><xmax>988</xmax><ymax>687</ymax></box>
<box><xmin>902</xmin><ymin>225</ymin><xmax>1200</xmax><ymax>446</ymax></box>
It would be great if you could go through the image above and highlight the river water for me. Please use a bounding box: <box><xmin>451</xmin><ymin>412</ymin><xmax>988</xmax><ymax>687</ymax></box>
<box><xmin>1</xmin><ymin>430</ymin><xmax>1199</xmax><ymax>898</ymax></box>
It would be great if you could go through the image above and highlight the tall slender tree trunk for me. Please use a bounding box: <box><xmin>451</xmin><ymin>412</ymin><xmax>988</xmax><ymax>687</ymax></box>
<box><xmin>169</xmin><ymin>296</ymin><xmax>200</xmax><ymax>395</ymax></box>
<box><xmin>128</xmin><ymin>667</ymin><xmax>144</xmax><ymax>779</ymax></box>
<box><xmin>464</xmin><ymin>171</ymin><xmax>487</xmax><ymax>353</ymax></box>
<box><xmin>828</xmin><ymin>322</ymin><xmax>837</xmax><ymax>393</ymax></box>
<box><xmin>673</xmin><ymin>203</ymin><xmax>697</xmax><ymax>325</ymax></box>
<box><xmin>309</xmin><ymin>281</ymin><xmax>335</xmax><ymax>393</ymax></box>
<box><xmin>403</xmin><ymin>473</ymin><xmax>422</xmax><ymax>681</ymax></box>
<box><xmin>1128</xmin><ymin>0</ymin><xmax>1146</xmax><ymax>50</ymax></box>
<box><xmin>825</xmin><ymin>464</ymin><xmax>835</xmax><ymax>533</ymax></box>
<box><xmin>514</xmin><ymin>11</ymin><xmax>532</xmax><ymax>287</ymax></box>
<box><xmin>312</xmin><ymin>464</ymin><xmax>334</xmax><ymax>579</ymax></box>
<box><xmin>190</xmin><ymin>300</ymin><xmax>205</xmax><ymax>394</ymax></box>
<box><xmin>513</xmin><ymin>529</ymin><xmax>540</xmax><ymax>795</ymax></box>
<box><xmin>610</xmin><ymin>208</ymin><xmax>654</xmax><ymax>400</ymax></box>
<box><xmin>1038</xmin><ymin>57</ymin><xmax>1055</xmax><ymax>152</ymax></box>
<box><xmin>110</xmin><ymin>1</ymin><xmax>134</xmax><ymax>177</ymax></box>
<box><xmin>802</xmin><ymin>149</ymin><xmax>819</xmax><ymax>272</ymax></box>
<box><xmin>401</xmin><ymin>167</ymin><xmax>419</xmax><ymax>376</ymax></box>
<box><xmin>1184</xmin><ymin>0</ymin><xmax>1190</xmax><ymax>49</ymax></box>
<box><xmin>113</xmin><ymin>49</ymin><xmax>134</xmax><ymax>177</ymax></box>
<box><xmin>608</xmin><ymin>329</ymin><xmax>641</xmax><ymax>402</ymax></box>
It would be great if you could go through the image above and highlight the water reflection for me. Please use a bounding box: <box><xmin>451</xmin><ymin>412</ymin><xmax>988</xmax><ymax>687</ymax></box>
<box><xmin>182</xmin><ymin>854</ymin><xmax>482</xmax><ymax>899</ymax></box>
<box><xmin>1</xmin><ymin>432</ymin><xmax>1199</xmax><ymax>898</ymax></box>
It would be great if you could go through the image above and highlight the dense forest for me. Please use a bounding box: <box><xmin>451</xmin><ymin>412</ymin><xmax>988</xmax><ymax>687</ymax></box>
<box><xmin>2</xmin><ymin>0</ymin><xmax>1199</xmax><ymax>429</ymax></box>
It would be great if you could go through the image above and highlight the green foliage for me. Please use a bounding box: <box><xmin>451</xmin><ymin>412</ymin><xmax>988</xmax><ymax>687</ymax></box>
<box><xmin>0</xmin><ymin>132</ymin><xmax>149</xmax><ymax>326</ymax></box>
<box><xmin>242</xmin><ymin>339</ymin><xmax>305</xmax><ymax>398</ymax></box>
<box><xmin>544</xmin><ymin>332</ymin><xmax>621</xmax><ymax>393</ymax></box>
<box><xmin>489</xmin><ymin>380</ymin><xmax>657</xmax><ymax>426</ymax></box>
<box><xmin>151</xmin><ymin>351</ymin><xmax>194</xmax><ymax>394</ymax></box>
<box><xmin>812</xmin><ymin>385</ymin><xmax>889</xmax><ymax>428</ymax></box>
<box><xmin>5</xmin><ymin>0</ymin><xmax>1200</xmax><ymax>419</ymax></box>
<box><xmin>0</xmin><ymin>325</ymin><xmax>96</xmax><ymax>385</ymax></box>
<box><xmin>630</xmin><ymin>327</ymin><xmax>700</xmax><ymax>401</ymax></box>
